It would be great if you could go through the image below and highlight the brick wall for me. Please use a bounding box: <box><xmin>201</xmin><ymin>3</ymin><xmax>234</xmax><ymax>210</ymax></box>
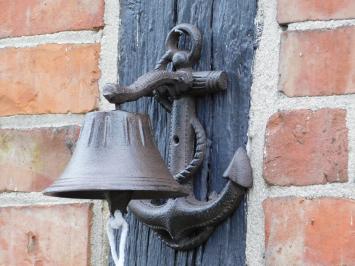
<box><xmin>1</xmin><ymin>0</ymin><xmax>355</xmax><ymax>265</ymax></box>
<box><xmin>247</xmin><ymin>0</ymin><xmax>355</xmax><ymax>265</ymax></box>
<box><xmin>0</xmin><ymin>0</ymin><xmax>119</xmax><ymax>265</ymax></box>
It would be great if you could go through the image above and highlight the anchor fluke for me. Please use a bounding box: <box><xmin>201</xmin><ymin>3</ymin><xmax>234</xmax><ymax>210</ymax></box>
<box><xmin>223</xmin><ymin>148</ymin><xmax>253</xmax><ymax>188</ymax></box>
<box><xmin>129</xmin><ymin>146</ymin><xmax>253</xmax><ymax>250</ymax></box>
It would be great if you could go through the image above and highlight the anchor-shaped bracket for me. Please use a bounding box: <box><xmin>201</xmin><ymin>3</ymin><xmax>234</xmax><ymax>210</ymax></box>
<box><xmin>103</xmin><ymin>23</ymin><xmax>252</xmax><ymax>250</ymax></box>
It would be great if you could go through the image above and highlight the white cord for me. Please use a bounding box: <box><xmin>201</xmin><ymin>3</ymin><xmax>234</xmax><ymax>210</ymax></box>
<box><xmin>106</xmin><ymin>210</ymin><xmax>129</xmax><ymax>266</ymax></box>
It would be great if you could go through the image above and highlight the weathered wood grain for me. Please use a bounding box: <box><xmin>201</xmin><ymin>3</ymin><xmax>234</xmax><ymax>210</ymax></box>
<box><xmin>109</xmin><ymin>0</ymin><xmax>257</xmax><ymax>265</ymax></box>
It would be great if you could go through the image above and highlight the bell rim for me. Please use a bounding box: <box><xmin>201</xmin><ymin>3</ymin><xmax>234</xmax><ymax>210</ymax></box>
<box><xmin>43</xmin><ymin>176</ymin><xmax>188</xmax><ymax>199</ymax></box>
<box><xmin>43</xmin><ymin>189</ymin><xmax>188</xmax><ymax>200</ymax></box>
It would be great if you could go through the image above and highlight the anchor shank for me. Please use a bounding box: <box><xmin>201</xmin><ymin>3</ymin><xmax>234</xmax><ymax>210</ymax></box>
<box><xmin>169</xmin><ymin>97</ymin><xmax>196</xmax><ymax>191</ymax></box>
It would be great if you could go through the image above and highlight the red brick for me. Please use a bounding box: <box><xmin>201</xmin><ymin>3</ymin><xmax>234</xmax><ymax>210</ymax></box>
<box><xmin>264</xmin><ymin>109</ymin><xmax>348</xmax><ymax>186</ymax></box>
<box><xmin>0</xmin><ymin>203</ymin><xmax>92</xmax><ymax>266</ymax></box>
<box><xmin>278</xmin><ymin>0</ymin><xmax>355</xmax><ymax>24</ymax></box>
<box><xmin>0</xmin><ymin>44</ymin><xmax>100</xmax><ymax>116</ymax></box>
<box><xmin>0</xmin><ymin>126</ymin><xmax>80</xmax><ymax>192</ymax></box>
<box><xmin>279</xmin><ymin>27</ymin><xmax>355</xmax><ymax>97</ymax></box>
<box><xmin>0</xmin><ymin>0</ymin><xmax>104</xmax><ymax>38</ymax></box>
<box><xmin>264</xmin><ymin>197</ymin><xmax>355</xmax><ymax>266</ymax></box>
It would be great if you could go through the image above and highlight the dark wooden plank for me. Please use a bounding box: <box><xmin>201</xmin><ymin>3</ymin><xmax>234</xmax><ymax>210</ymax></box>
<box><xmin>109</xmin><ymin>0</ymin><xmax>257</xmax><ymax>265</ymax></box>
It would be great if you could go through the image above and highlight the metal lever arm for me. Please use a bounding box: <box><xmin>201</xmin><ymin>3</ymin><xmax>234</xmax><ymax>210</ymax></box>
<box><xmin>103</xmin><ymin>70</ymin><xmax>191</xmax><ymax>104</ymax></box>
<box><xmin>103</xmin><ymin>70</ymin><xmax>227</xmax><ymax>106</ymax></box>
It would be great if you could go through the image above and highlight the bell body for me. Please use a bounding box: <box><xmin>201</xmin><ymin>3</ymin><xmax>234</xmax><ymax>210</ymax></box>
<box><xmin>43</xmin><ymin>110</ymin><xmax>187</xmax><ymax>200</ymax></box>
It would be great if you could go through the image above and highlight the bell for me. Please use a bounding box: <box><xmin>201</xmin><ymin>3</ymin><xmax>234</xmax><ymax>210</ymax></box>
<box><xmin>43</xmin><ymin>110</ymin><xmax>187</xmax><ymax>207</ymax></box>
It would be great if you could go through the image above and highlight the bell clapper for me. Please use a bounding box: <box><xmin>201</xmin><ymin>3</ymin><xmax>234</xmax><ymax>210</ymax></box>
<box><xmin>105</xmin><ymin>191</ymin><xmax>132</xmax><ymax>215</ymax></box>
